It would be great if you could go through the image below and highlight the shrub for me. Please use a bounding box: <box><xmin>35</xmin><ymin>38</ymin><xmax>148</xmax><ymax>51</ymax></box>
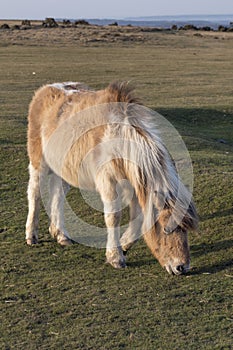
<box><xmin>182</xmin><ymin>24</ymin><xmax>198</xmax><ymax>31</ymax></box>
<box><xmin>12</xmin><ymin>25</ymin><xmax>20</xmax><ymax>30</ymax></box>
<box><xmin>21</xmin><ymin>20</ymin><xmax>31</xmax><ymax>26</ymax></box>
<box><xmin>0</xmin><ymin>23</ymin><xmax>10</xmax><ymax>29</ymax></box>
<box><xmin>63</xmin><ymin>19</ymin><xmax>71</xmax><ymax>25</ymax></box>
<box><xmin>193</xmin><ymin>33</ymin><xmax>203</xmax><ymax>37</ymax></box>
<box><xmin>42</xmin><ymin>18</ymin><xmax>58</xmax><ymax>28</ymax></box>
<box><xmin>109</xmin><ymin>22</ymin><xmax>118</xmax><ymax>26</ymax></box>
<box><xmin>200</xmin><ymin>26</ymin><xmax>212</xmax><ymax>31</ymax></box>
<box><xmin>171</xmin><ymin>25</ymin><xmax>178</xmax><ymax>30</ymax></box>
<box><xmin>218</xmin><ymin>25</ymin><xmax>227</xmax><ymax>32</ymax></box>
<box><xmin>75</xmin><ymin>20</ymin><xmax>90</xmax><ymax>25</ymax></box>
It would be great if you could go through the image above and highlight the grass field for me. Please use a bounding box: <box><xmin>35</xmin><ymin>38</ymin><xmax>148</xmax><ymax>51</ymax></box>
<box><xmin>0</xmin><ymin>27</ymin><xmax>233</xmax><ymax>349</ymax></box>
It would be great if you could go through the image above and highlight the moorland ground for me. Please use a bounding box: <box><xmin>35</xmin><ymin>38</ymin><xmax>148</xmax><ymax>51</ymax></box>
<box><xmin>0</xmin><ymin>23</ymin><xmax>233</xmax><ymax>349</ymax></box>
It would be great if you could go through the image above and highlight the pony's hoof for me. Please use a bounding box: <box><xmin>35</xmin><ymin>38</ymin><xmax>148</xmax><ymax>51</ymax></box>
<box><xmin>106</xmin><ymin>257</ymin><xmax>127</xmax><ymax>268</ymax></box>
<box><xmin>106</xmin><ymin>260</ymin><xmax>127</xmax><ymax>269</ymax></box>
<box><xmin>26</xmin><ymin>238</ymin><xmax>38</xmax><ymax>245</ymax></box>
<box><xmin>113</xmin><ymin>260</ymin><xmax>127</xmax><ymax>269</ymax></box>
<box><xmin>106</xmin><ymin>248</ymin><xmax>126</xmax><ymax>268</ymax></box>
<box><xmin>58</xmin><ymin>237</ymin><xmax>73</xmax><ymax>246</ymax></box>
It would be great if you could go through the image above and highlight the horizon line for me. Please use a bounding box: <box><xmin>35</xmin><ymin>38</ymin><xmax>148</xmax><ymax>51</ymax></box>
<box><xmin>1</xmin><ymin>13</ymin><xmax>233</xmax><ymax>21</ymax></box>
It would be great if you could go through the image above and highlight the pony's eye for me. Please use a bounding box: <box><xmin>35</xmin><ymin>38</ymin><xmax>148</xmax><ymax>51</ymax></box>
<box><xmin>164</xmin><ymin>226</ymin><xmax>184</xmax><ymax>234</ymax></box>
<box><xmin>164</xmin><ymin>227</ymin><xmax>174</xmax><ymax>234</ymax></box>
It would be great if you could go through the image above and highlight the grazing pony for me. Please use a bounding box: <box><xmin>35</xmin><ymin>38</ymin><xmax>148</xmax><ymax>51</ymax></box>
<box><xmin>26</xmin><ymin>81</ymin><xmax>198</xmax><ymax>275</ymax></box>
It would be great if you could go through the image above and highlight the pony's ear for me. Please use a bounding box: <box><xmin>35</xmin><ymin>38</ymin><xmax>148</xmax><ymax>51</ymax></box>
<box><xmin>162</xmin><ymin>213</ymin><xmax>179</xmax><ymax>234</ymax></box>
<box><xmin>164</xmin><ymin>226</ymin><xmax>174</xmax><ymax>235</ymax></box>
<box><xmin>153</xmin><ymin>190</ymin><xmax>175</xmax><ymax>210</ymax></box>
<box><xmin>181</xmin><ymin>201</ymin><xmax>199</xmax><ymax>231</ymax></box>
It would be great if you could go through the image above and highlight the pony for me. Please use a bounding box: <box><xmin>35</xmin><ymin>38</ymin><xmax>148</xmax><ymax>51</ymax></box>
<box><xmin>25</xmin><ymin>81</ymin><xmax>198</xmax><ymax>275</ymax></box>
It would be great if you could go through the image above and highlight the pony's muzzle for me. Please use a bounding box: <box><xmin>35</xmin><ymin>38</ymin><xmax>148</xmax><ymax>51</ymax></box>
<box><xmin>165</xmin><ymin>263</ymin><xmax>190</xmax><ymax>275</ymax></box>
<box><xmin>176</xmin><ymin>265</ymin><xmax>185</xmax><ymax>273</ymax></box>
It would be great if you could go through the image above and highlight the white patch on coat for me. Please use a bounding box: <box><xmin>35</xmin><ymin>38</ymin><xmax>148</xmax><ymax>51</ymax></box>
<box><xmin>49</xmin><ymin>82</ymin><xmax>90</xmax><ymax>95</ymax></box>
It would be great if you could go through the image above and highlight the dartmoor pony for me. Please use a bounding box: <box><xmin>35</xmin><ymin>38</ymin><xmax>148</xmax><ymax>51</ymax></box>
<box><xmin>25</xmin><ymin>81</ymin><xmax>198</xmax><ymax>275</ymax></box>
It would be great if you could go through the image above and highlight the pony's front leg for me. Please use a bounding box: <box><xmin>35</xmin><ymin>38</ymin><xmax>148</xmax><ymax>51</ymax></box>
<box><xmin>97</xmin><ymin>175</ymin><xmax>126</xmax><ymax>268</ymax></box>
<box><xmin>48</xmin><ymin>172</ymin><xmax>72</xmax><ymax>246</ymax></box>
<box><xmin>120</xmin><ymin>194</ymin><xmax>143</xmax><ymax>254</ymax></box>
<box><xmin>25</xmin><ymin>163</ymin><xmax>41</xmax><ymax>244</ymax></box>
<box><xmin>105</xmin><ymin>210</ymin><xmax>126</xmax><ymax>268</ymax></box>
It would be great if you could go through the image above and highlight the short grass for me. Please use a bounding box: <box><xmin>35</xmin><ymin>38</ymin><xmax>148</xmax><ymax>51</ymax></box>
<box><xmin>0</xmin><ymin>31</ymin><xmax>233</xmax><ymax>350</ymax></box>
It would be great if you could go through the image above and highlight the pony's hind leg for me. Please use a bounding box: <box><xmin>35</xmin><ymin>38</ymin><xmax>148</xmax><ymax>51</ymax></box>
<box><xmin>120</xmin><ymin>194</ymin><xmax>143</xmax><ymax>254</ymax></box>
<box><xmin>48</xmin><ymin>172</ymin><xmax>72</xmax><ymax>246</ymax></box>
<box><xmin>97</xmin><ymin>172</ymin><xmax>126</xmax><ymax>268</ymax></box>
<box><xmin>25</xmin><ymin>163</ymin><xmax>41</xmax><ymax>245</ymax></box>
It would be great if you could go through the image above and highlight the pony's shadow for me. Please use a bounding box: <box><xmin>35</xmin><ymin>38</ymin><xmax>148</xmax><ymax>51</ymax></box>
<box><xmin>200</xmin><ymin>208</ymin><xmax>233</xmax><ymax>221</ymax></box>
<box><xmin>190</xmin><ymin>259</ymin><xmax>232</xmax><ymax>275</ymax></box>
<box><xmin>127</xmin><ymin>258</ymin><xmax>157</xmax><ymax>269</ymax></box>
<box><xmin>189</xmin><ymin>239</ymin><xmax>233</xmax><ymax>275</ymax></box>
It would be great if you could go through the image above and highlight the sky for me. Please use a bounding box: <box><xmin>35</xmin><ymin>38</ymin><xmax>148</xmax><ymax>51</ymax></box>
<box><xmin>1</xmin><ymin>0</ymin><xmax>233</xmax><ymax>20</ymax></box>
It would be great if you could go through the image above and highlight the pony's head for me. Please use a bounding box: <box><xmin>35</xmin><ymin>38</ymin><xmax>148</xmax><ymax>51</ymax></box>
<box><xmin>143</xmin><ymin>196</ymin><xmax>198</xmax><ymax>275</ymax></box>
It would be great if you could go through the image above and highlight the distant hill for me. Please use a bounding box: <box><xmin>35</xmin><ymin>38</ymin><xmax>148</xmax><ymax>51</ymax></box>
<box><xmin>60</xmin><ymin>14</ymin><xmax>233</xmax><ymax>30</ymax></box>
<box><xmin>125</xmin><ymin>14</ymin><xmax>233</xmax><ymax>22</ymax></box>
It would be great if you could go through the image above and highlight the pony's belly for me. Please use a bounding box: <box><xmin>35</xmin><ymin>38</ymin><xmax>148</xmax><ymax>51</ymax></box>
<box><xmin>61</xmin><ymin>158</ymin><xmax>96</xmax><ymax>191</ymax></box>
<box><xmin>61</xmin><ymin>166</ymin><xmax>95</xmax><ymax>190</ymax></box>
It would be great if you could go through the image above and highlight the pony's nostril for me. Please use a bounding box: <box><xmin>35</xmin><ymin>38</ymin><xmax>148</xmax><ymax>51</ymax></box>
<box><xmin>176</xmin><ymin>265</ymin><xmax>185</xmax><ymax>273</ymax></box>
